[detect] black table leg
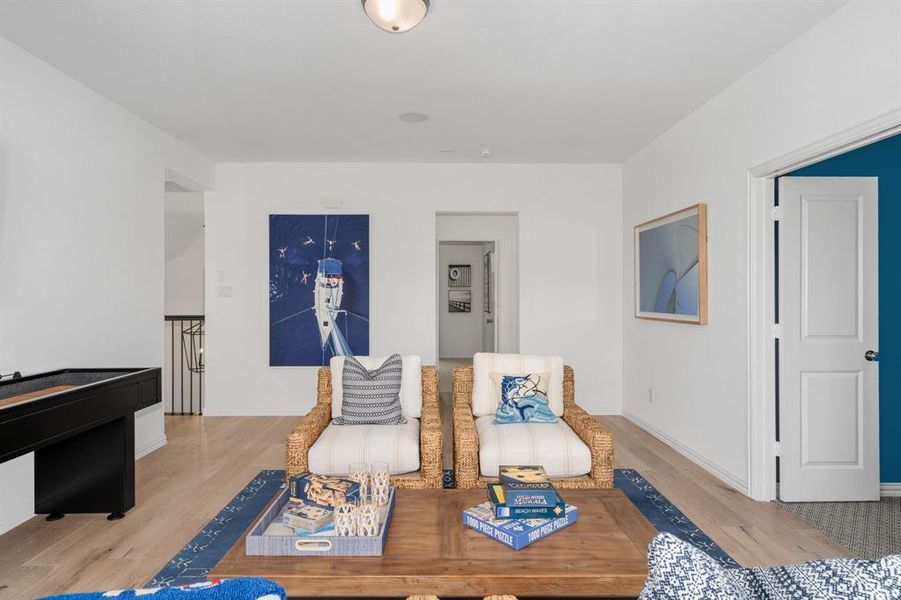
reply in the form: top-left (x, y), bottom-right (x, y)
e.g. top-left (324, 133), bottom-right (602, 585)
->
top-left (35, 416), bottom-right (135, 517)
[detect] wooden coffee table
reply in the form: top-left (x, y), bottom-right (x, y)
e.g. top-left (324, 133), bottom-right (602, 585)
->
top-left (211, 488), bottom-right (654, 598)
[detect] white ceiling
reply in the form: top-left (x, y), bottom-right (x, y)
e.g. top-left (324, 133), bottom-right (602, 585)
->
top-left (0, 0), bottom-right (846, 163)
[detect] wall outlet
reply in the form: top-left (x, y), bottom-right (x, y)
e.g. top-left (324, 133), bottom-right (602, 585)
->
top-left (217, 285), bottom-right (233, 298)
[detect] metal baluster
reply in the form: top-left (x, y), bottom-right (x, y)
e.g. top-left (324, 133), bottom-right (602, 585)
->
top-left (170, 320), bottom-right (175, 414)
top-left (178, 320), bottom-right (185, 415)
top-left (188, 319), bottom-right (194, 414)
top-left (199, 320), bottom-right (203, 415)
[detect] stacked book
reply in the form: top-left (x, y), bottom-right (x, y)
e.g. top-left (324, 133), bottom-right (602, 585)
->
top-left (462, 465), bottom-right (578, 550)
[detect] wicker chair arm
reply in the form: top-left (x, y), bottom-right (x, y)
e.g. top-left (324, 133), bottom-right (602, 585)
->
top-left (563, 403), bottom-right (614, 488)
top-left (453, 404), bottom-right (481, 489)
top-left (418, 366), bottom-right (443, 488)
top-left (285, 402), bottom-right (332, 480)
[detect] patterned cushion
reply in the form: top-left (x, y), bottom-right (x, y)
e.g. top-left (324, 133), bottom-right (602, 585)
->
top-left (640, 532), bottom-right (901, 600)
top-left (475, 416), bottom-right (590, 478)
top-left (492, 372), bottom-right (558, 424)
top-left (639, 533), bottom-right (747, 599)
top-left (37, 577), bottom-right (286, 599)
top-left (330, 354), bottom-right (423, 418)
top-left (309, 419), bottom-right (421, 476)
top-left (472, 353), bottom-right (565, 417)
top-left (332, 354), bottom-right (406, 425)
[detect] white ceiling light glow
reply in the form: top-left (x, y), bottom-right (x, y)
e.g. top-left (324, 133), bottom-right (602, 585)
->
top-left (362, 0), bottom-right (429, 33)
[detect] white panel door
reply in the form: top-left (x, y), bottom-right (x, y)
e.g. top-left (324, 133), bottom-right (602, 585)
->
top-left (779, 177), bottom-right (879, 502)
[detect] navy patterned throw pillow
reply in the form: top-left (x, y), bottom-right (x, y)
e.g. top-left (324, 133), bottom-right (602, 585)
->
top-left (332, 354), bottom-right (406, 426)
top-left (639, 533), bottom-right (746, 599)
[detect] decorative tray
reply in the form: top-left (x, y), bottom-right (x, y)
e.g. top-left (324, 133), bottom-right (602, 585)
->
top-left (245, 485), bottom-right (396, 557)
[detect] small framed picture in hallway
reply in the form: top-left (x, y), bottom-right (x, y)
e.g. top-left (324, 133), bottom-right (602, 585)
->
top-left (448, 289), bottom-right (472, 313)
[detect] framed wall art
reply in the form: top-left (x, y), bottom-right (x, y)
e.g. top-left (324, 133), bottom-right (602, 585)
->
top-left (448, 264), bottom-right (471, 288)
top-left (634, 204), bottom-right (707, 324)
top-left (269, 214), bottom-right (370, 366)
top-left (448, 289), bottom-right (472, 313)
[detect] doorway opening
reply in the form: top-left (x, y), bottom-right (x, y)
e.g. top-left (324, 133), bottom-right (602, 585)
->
top-left (163, 177), bottom-right (206, 415)
top-left (435, 213), bottom-right (519, 395)
top-left (747, 110), bottom-right (901, 501)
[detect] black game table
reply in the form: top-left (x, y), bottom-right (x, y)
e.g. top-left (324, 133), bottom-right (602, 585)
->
top-left (0, 368), bottom-right (161, 521)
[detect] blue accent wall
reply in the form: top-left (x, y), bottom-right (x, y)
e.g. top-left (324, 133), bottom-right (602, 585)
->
top-left (786, 133), bottom-right (901, 483)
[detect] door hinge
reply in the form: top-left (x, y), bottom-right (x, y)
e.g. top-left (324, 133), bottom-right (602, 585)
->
top-left (774, 441), bottom-right (782, 457)
top-left (772, 324), bottom-right (782, 339)
top-left (772, 206), bottom-right (782, 221)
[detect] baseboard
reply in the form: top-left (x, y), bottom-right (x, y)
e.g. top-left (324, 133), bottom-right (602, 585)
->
top-left (881, 483), bottom-right (901, 497)
top-left (583, 403), bottom-right (622, 416)
top-left (201, 407), bottom-right (307, 417)
top-left (135, 434), bottom-right (167, 460)
top-left (623, 410), bottom-right (749, 496)
top-left (0, 509), bottom-right (35, 536)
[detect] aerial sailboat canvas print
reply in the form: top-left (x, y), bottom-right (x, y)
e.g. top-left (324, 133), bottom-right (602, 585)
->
top-left (634, 204), bottom-right (707, 324)
top-left (269, 214), bottom-right (370, 366)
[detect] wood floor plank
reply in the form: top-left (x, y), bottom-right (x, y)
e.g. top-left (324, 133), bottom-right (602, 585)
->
top-left (0, 413), bottom-right (851, 598)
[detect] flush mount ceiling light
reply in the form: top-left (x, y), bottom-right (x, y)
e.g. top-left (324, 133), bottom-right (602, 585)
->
top-left (362, 0), bottom-right (430, 33)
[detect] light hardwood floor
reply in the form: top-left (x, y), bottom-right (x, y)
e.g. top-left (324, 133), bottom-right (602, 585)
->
top-left (0, 414), bottom-right (848, 598)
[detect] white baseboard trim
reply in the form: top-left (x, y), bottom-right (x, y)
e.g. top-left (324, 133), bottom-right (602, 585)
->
top-left (201, 408), bottom-right (307, 417)
top-left (623, 410), bottom-right (749, 496)
top-left (135, 434), bottom-right (167, 460)
top-left (0, 509), bottom-right (35, 536)
top-left (881, 483), bottom-right (901, 497)
top-left (583, 404), bottom-right (622, 416)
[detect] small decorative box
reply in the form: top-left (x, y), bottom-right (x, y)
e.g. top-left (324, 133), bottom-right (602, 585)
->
top-left (282, 499), bottom-right (334, 532)
top-left (289, 472), bottom-right (360, 508)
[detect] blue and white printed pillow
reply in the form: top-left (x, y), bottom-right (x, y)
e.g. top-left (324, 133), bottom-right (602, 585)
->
top-left (491, 372), bottom-right (558, 424)
top-left (640, 532), bottom-right (901, 600)
top-left (639, 533), bottom-right (746, 599)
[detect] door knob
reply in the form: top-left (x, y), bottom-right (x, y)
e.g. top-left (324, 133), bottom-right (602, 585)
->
top-left (865, 350), bottom-right (879, 362)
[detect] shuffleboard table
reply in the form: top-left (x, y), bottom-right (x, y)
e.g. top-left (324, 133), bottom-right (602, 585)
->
top-left (0, 368), bottom-right (161, 521)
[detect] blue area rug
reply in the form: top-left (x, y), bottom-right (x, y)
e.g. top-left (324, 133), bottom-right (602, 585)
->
top-left (148, 468), bottom-right (736, 588)
top-left (615, 468), bottom-right (738, 568)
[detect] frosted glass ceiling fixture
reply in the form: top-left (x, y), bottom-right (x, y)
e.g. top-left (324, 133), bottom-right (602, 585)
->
top-left (362, 0), bottom-right (430, 33)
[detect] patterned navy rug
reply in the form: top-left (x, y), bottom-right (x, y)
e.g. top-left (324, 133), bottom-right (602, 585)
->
top-left (147, 468), bottom-right (737, 588)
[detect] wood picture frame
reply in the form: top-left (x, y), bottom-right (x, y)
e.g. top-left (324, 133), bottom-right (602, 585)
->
top-left (634, 203), bottom-right (707, 325)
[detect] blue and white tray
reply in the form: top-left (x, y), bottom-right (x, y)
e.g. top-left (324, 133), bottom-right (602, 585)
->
top-left (245, 486), bottom-right (396, 557)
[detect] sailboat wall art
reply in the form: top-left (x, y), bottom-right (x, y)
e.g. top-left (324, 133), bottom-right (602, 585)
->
top-left (634, 204), bottom-right (707, 325)
top-left (269, 214), bottom-right (370, 366)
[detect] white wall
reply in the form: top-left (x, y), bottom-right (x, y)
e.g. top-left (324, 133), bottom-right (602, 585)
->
top-left (165, 192), bottom-right (205, 315)
top-left (622, 1), bottom-right (901, 493)
top-left (205, 163), bottom-right (622, 416)
top-left (0, 39), bottom-right (215, 534)
top-left (438, 243), bottom-right (487, 358)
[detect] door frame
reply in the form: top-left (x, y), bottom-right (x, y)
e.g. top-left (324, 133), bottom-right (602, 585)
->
top-left (746, 107), bottom-right (901, 501)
